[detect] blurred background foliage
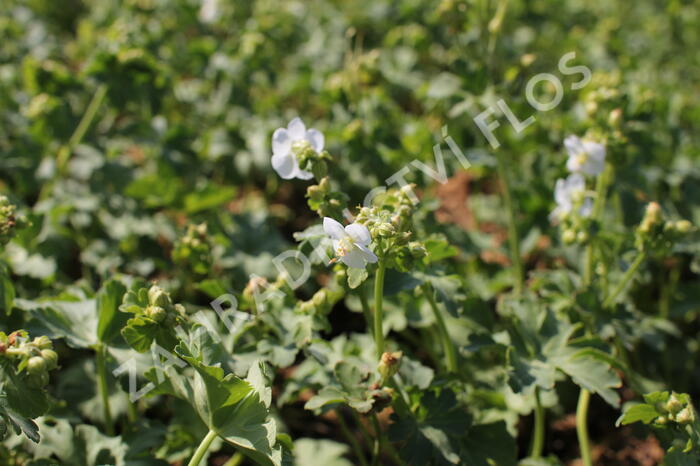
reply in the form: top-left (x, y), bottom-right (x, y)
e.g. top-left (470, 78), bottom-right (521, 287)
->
top-left (1, 0), bottom-right (699, 463)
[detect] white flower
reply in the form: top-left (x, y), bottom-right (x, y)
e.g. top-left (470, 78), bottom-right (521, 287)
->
top-left (564, 135), bottom-right (606, 176)
top-left (550, 173), bottom-right (592, 222)
top-left (271, 117), bottom-right (324, 180)
top-left (198, 0), bottom-right (220, 23)
top-left (323, 217), bottom-right (378, 269)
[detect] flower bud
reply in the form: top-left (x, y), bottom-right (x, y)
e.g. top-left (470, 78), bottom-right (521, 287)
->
top-left (40, 349), bottom-right (59, 370)
top-left (307, 185), bottom-right (324, 202)
top-left (676, 406), bottom-right (694, 424)
top-left (148, 285), bottom-right (171, 308)
top-left (562, 229), bottom-right (576, 244)
top-left (666, 394), bottom-right (683, 415)
top-left (375, 222), bottom-right (396, 237)
top-left (408, 241), bottom-right (426, 258)
top-left (378, 351), bottom-right (402, 382)
top-left (675, 220), bottom-right (692, 234)
top-left (608, 108), bottom-right (622, 127)
top-left (312, 290), bottom-right (327, 308)
top-left (146, 305), bottom-right (167, 323)
top-left (33, 335), bottom-right (52, 350)
top-left (27, 356), bottom-right (46, 375)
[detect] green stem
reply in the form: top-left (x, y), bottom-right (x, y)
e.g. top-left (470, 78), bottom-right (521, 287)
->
top-left (603, 251), bottom-right (646, 308)
top-left (495, 152), bottom-right (523, 295)
top-left (374, 260), bottom-right (387, 358)
top-left (337, 410), bottom-right (369, 466)
top-left (95, 344), bottom-right (114, 436)
top-left (422, 285), bottom-right (457, 373)
top-left (576, 389), bottom-right (593, 466)
top-left (370, 414), bottom-right (382, 466)
top-left (188, 429), bottom-right (218, 466)
top-left (359, 284), bottom-right (373, 335)
top-left (583, 244), bottom-right (594, 287)
top-left (222, 452), bottom-right (243, 466)
top-left (39, 83), bottom-right (108, 201)
top-left (529, 387), bottom-right (545, 458)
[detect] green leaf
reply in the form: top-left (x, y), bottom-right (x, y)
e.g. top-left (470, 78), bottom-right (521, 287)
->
top-left (0, 400), bottom-right (40, 443)
top-left (96, 279), bottom-right (127, 344)
top-left (347, 268), bottom-right (368, 289)
top-left (389, 388), bottom-right (471, 465)
top-left (0, 267), bottom-right (15, 315)
top-left (160, 342), bottom-right (286, 466)
top-left (616, 403), bottom-right (660, 426)
top-left (16, 298), bottom-right (98, 349)
top-left (293, 438), bottom-right (353, 466)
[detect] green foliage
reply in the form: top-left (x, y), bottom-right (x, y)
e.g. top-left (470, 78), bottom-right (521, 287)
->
top-left (1, 0), bottom-right (699, 464)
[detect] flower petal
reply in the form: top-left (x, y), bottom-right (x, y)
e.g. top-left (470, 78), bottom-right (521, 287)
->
top-left (287, 117), bottom-right (306, 140)
top-left (340, 248), bottom-right (367, 268)
top-left (345, 223), bottom-right (371, 246)
top-left (566, 173), bottom-right (585, 192)
top-left (272, 128), bottom-right (292, 157)
top-left (306, 129), bottom-right (325, 152)
top-left (356, 244), bottom-right (378, 263)
top-left (564, 135), bottom-right (583, 156)
top-left (323, 217), bottom-right (347, 240)
top-left (295, 168), bottom-right (314, 180)
top-left (580, 198), bottom-right (593, 217)
top-left (272, 152), bottom-right (297, 179)
top-left (582, 141), bottom-right (606, 175)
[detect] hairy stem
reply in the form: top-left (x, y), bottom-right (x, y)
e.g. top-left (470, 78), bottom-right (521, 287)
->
top-left (40, 84), bottom-right (108, 201)
top-left (576, 389), bottom-right (593, 466)
top-left (359, 284), bottom-right (373, 335)
top-left (529, 386), bottom-right (545, 458)
top-left (374, 260), bottom-right (387, 358)
top-left (188, 429), bottom-right (218, 466)
top-left (603, 251), bottom-right (646, 308)
top-left (495, 152), bottom-right (523, 295)
top-left (337, 410), bottom-right (369, 466)
top-left (222, 452), bottom-right (244, 466)
top-left (422, 284), bottom-right (457, 373)
top-left (95, 344), bottom-right (113, 436)
top-left (370, 414), bottom-right (382, 466)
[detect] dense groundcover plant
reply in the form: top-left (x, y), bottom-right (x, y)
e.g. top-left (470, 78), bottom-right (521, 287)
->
top-left (1, 0), bottom-right (700, 465)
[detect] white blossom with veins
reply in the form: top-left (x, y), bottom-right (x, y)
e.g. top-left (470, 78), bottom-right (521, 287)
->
top-left (550, 173), bottom-right (593, 222)
top-left (271, 117), bottom-right (324, 180)
top-left (323, 217), bottom-right (378, 269)
top-left (564, 135), bottom-right (606, 176)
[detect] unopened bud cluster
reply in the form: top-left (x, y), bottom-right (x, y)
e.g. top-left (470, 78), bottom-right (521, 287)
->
top-left (297, 286), bottom-right (344, 316)
top-left (0, 331), bottom-right (58, 388)
top-left (172, 223), bottom-right (212, 275)
top-left (0, 196), bottom-right (21, 246)
top-left (306, 177), bottom-right (349, 219)
top-left (294, 140), bottom-right (333, 180)
top-left (125, 285), bottom-right (186, 326)
top-left (654, 392), bottom-right (696, 426)
top-left (354, 187), bottom-right (427, 270)
top-left (635, 202), bottom-right (694, 253)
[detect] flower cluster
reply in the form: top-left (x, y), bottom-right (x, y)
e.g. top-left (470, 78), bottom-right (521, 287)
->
top-left (307, 177), bottom-right (349, 219)
top-left (0, 196), bottom-right (19, 246)
top-left (553, 135), bottom-right (606, 244)
top-left (121, 284), bottom-right (186, 327)
top-left (0, 331), bottom-right (58, 388)
top-left (634, 202), bottom-right (694, 254)
top-left (352, 186), bottom-right (427, 271)
top-left (172, 223), bottom-right (212, 275)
